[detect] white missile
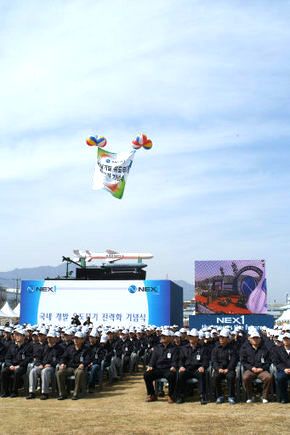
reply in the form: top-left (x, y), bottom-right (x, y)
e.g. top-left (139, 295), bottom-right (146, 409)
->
top-left (74, 249), bottom-right (153, 263)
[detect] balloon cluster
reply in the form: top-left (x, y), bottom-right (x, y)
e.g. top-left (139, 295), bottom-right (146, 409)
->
top-left (132, 133), bottom-right (153, 150)
top-left (86, 135), bottom-right (107, 148)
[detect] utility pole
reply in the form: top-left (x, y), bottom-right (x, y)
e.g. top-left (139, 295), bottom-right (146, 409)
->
top-left (15, 277), bottom-right (20, 304)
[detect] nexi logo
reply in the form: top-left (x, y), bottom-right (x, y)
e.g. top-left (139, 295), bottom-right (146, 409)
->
top-left (27, 286), bottom-right (56, 293)
top-left (128, 285), bottom-right (137, 294)
top-left (216, 315), bottom-right (245, 325)
top-left (128, 285), bottom-right (160, 294)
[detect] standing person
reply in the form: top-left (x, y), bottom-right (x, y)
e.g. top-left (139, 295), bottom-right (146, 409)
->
top-left (175, 329), bottom-right (209, 405)
top-left (211, 329), bottom-right (238, 404)
top-left (71, 315), bottom-right (81, 326)
top-left (1, 329), bottom-right (32, 397)
top-left (240, 329), bottom-right (272, 403)
top-left (143, 330), bottom-right (178, 403)
top-left (83, 316), bottom-right (92, 326)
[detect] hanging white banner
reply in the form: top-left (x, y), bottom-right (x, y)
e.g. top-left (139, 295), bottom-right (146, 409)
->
top-left (93, 147), bottom-right (136, 199)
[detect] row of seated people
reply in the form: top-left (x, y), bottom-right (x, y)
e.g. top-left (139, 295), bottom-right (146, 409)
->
top-left (0, 323), bottom-right (289, 403)
top-left (143, 326), bottom-right (290, 404)
top-left (0, 324), bottom-right (147, 400)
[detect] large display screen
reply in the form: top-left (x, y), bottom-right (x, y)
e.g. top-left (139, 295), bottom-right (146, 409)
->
top-left (20, 280), bottom-right (183, 327)
top-left (195, 260), bottom-right (267, 314)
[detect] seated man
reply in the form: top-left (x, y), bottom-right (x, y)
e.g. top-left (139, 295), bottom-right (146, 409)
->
top-left (120, 330), bottom-right (135, 374)
top-left (143, 330), bottom-right (178, 403)
top-left (274, 332), bottom-right (290, 403)
top-left (1, 328), bottom-right (32, 397)
top-left (175, 328), bottom-right (209, 405)
top-left (56, 331), bottom-right (92, 400)
top-left (88, 334), bottom-right (110, 393)
top-left (211, 328), bottom-right (238, 404)
top-left (26, 330), bottom-right (63, 400)
top-left (240, 329), bottom-right (272, 403)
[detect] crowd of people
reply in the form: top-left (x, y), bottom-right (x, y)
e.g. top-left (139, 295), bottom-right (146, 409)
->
top-left (0, 320), bottom-right (289, 404)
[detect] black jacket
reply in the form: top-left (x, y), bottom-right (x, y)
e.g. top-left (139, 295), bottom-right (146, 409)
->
top-left (0, 341), bottom-right (6, 363)
top-left (133, 337), bottom-right (147, 354)
top-left (149, 343), bottom-right (179, 370)
top-left (91, 344), bottom-right (108, 365)
top-left (5, 341), bottom-right (32, 368)
top-left (179, 343), bottom-right (209, 372)
top-left (38, 343), bottom-right (64, 367)
top-left (273, 345), bottom-right (290, 372)
top-left (121, 338), bottom-right (135, 357)
top-left (60, 344), bottom-right (92, 368)
top-left (240, 341), bottom-right (270, 372)
top-left (211, 342), bottom-right (238, 372)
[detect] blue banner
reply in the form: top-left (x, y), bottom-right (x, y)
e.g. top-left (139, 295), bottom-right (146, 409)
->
top-left (189, 314), bottom-right (274, 330)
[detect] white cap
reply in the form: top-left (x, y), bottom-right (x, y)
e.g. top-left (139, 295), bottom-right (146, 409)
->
top-left (63, 329), bottom-right (72, 335)
top-left (38, 328), bottom-right (47, 335)
top-left (161, 330), bottom-right (170, 337)
top-left (282, 332), bottom-right (290, 339)
top-left (14, 328), bottom-right (25, 336)
top-left (220, 329), bottom-right (230, 338)
top-left (189, 328), bottom-right (199, 337)
top-left (47, 331), bottom-right (57, 338)
top-left (90, 329), bottom-right (99, 338)
top-left (174, 331), bottom-right (182, 337)
top-left (249, 330), bottom-right (260, 338)
top-left (74, 331), bottom-right (85, 339)
top-left (100, 334), bottom-right (108, 343)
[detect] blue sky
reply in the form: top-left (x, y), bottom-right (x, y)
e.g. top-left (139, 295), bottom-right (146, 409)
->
top-left (0, 0), bottom-right (289, 302)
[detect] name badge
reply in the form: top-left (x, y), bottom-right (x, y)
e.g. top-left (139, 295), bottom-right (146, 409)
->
top-left (167, 352), bottom-right (171, 359)
top-left (125, 347), bottom-right (128, 352)
top-left (53, 356), bottom-right (56, 362)
top-left (148, 344), bottom-right (151, 348)
top-left (80, 356), bottom-right (84, 363)
top-left (22, 353), bottom-right (25, 360)
top-left (95, 352), bottom-right (98, 359)
top-left (261, 357), bottom-right (265, 363)
top-left (196, 354), bottom-right (201, 361)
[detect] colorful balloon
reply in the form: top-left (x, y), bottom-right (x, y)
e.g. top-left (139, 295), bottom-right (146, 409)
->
top-left (86, 135), bottom-right (107, 148)
top-left (132, 133), bottom-right (153, 150)
top-left (135, 133), bottom-right (147, 145)
top-left (95, 136), bottom-right (107, 148)
top-left (143, 140), bottom-right (152, 150)
top-left (86, 136), bottom-right (98, 146)
top-left (132, 141), bottom-right (143, 150)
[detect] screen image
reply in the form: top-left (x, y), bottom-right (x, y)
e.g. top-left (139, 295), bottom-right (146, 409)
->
top-left (195, 260), bottom-right (267, 314)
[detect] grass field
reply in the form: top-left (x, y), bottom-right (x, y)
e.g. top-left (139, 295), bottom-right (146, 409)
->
top-left (0, 372), bottom-right (289, 435)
